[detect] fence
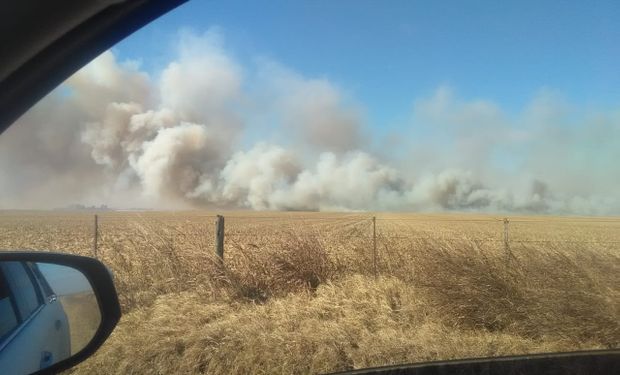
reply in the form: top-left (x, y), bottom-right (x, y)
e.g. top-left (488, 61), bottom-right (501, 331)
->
top-left (1, 212), bottom-right (618, 278)
top-left (74, 212), bottom-right (620, 278)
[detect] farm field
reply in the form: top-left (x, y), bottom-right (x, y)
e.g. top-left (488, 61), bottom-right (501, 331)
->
top-left (59, 292), bottom-right (101, 355)
top-left (0, 210), bottom-right (619, 374)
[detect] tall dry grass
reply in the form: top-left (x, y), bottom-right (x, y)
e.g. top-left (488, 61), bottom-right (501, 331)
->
top-left (68, 218), bottom-right (619, 374)
top-left (0, 212), bottom-right (617, 373)
top-left (75, 276), bottom-right (607, 375)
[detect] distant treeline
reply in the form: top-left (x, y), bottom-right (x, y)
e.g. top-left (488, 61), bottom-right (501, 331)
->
top-left (55, 204), bottom-right (112, 211)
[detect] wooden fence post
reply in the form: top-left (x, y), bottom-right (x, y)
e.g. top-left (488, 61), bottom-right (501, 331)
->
top-left (215, 215), bottom-right (225, 263)
top-left (93, 214), bottom-right (98, 258)
top-left (372, 216), bottom-right (377, 279)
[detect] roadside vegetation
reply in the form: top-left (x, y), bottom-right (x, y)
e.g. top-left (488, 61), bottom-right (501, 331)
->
top-left (0, 211), bottom-right (618, 374)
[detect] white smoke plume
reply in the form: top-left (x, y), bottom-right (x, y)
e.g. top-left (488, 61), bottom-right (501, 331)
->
top-left (1, 29), bottom-right (619, 215)
top-left (261, 63), bottom-right (366, 153)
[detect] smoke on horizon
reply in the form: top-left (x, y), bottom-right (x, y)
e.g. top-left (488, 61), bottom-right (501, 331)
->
top-left (1, 30), bottom-right (619, 215)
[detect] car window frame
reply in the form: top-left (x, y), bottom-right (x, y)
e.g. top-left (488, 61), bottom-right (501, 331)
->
top-left (29, 262), bottom-right (56, 300)
top-left (6, 262), bottom-right (44, 319)
top-left (0, 268), bottom-right (20, 342)
top-left (0, 262), bottom-right (46, 352)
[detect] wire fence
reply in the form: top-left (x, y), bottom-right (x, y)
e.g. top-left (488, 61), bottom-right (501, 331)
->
top-left (1, 212), bottom-right (619, 262)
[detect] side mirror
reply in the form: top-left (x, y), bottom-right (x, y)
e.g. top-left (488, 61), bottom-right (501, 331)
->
top-left (0, 252), bottom-right (121, 375)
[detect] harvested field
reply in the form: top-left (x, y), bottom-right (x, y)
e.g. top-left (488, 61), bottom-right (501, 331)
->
top-left (1, 210), bottom-right (618, 374)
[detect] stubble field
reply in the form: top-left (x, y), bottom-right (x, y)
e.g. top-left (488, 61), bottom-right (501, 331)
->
top-left (0, 210), bottom-right (618, 374)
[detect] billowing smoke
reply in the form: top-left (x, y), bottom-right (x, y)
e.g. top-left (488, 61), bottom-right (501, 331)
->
top-left (264, 63), bottom-right (366, 153)
top-left (1, 29), bottom-right (619, 214)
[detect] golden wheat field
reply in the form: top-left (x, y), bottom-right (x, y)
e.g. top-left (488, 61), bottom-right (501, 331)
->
top-left (0, 210), bottom-right (619, 374)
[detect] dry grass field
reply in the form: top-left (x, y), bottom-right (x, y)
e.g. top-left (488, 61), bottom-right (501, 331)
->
top-left (0, 210), bottom-right (618, 374)
top-left (60, 292), bottom-right (102, 355)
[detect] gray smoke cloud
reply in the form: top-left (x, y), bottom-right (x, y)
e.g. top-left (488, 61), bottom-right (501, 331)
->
top-left (261, 63), bottom-right (366, 153)
top-left (1, 29), bottom-right (619, 214)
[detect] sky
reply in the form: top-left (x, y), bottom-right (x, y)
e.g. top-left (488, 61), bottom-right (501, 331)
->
top-left (38, 263), bottom-right (93, 296)
top-left (115, 0), bottom-right (620, 124)
top-left (0, 0), bottom-right (619, 214)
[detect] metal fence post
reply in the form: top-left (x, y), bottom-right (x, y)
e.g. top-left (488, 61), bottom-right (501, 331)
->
top-left (373, 216), bottom-right (377, 279)
top-left (215, 215), bottom-right (225, 263)
top-left (503, 218), bottom-right (513, 262)
top-left (93, 214), bottom-right (98, 258)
